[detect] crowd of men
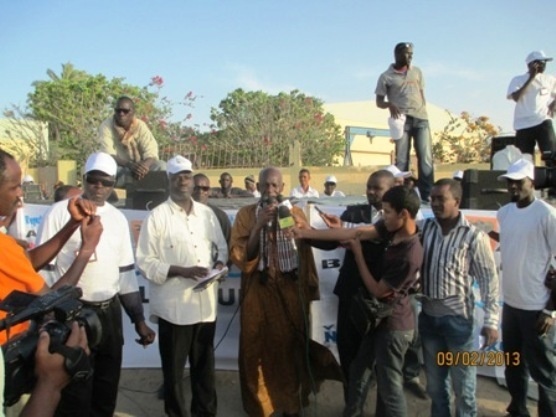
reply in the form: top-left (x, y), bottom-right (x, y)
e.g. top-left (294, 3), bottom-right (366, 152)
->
top-left (0, 40), bottom-right (555, 417)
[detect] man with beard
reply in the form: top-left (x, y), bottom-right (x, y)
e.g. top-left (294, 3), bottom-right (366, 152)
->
top-left (507, 51), bottom-right (556, 160)
top-left (97, 96), bottom-right (165, 187)
top-left (136, 155), bottom-right (227, 417)
top-left (230, 167), bottom-right (341, 417)
top-left (376, 42), bottom-right (434, 203)
top-left (37, 152), bottom-right (155, 417)
top-left (497, 158), bottom-right (556, 417)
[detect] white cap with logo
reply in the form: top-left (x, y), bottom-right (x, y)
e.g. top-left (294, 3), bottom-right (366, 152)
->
top-left (85, 152), bottom-right (117, 176)
top-left (497, 158), bottom-right (535, 181)
top-left (325, 175), bottom-right (337, 184)
top-left (167, 155), bottom-right (193, 175)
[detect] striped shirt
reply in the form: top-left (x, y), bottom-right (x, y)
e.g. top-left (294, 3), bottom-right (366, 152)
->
top-left (420, 213), bottom-right (499, 329)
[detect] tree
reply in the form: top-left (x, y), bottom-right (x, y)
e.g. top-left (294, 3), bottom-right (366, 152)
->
top-left (24, 64), bottom-right (197, 169)
top-left (432, 111), bottom-right (500, 163)
top-left (209, 89), bottom-right (344, 166)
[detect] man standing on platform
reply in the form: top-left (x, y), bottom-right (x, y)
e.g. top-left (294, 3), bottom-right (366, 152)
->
top-left (376, 42), bottom-right (434, 203)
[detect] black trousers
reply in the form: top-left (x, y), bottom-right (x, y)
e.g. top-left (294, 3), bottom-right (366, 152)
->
top-left (158, 318), bottom-right (217, 417)
top-left (337, 294), bottom-right (364, 403)
top-left (55, 297), bottom-right (124, 417)
top-left (516, 119), bottom-right (556, 157)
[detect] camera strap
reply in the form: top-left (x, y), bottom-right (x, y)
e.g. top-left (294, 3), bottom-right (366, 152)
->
top-left (50, 343), bottom-right (93, 382)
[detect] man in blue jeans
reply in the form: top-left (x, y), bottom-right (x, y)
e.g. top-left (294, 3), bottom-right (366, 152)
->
top-left (376, 42), bottom-right (434, 203)
top-left (419, 178), bottom-right (500, 417)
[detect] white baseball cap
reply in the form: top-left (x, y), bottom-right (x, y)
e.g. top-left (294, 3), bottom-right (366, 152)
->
top-left (167, 155), bottom-right (193, 175)
top-left (497, 158), bottom-right (535, 181)
top-left (525, 50), bottom-right (553, 65)
top-left (388, 114), bottom-right (406, 140)
top-left (85, 152), bottom-right (117, 176)
top-left (22, 174), bottom-right (34, 183)
top-left (383, 164), bottom-right (411, 178)
top-left (325, 175), bottom-right (337, 184)
top-left (453, 170), bottom-right (464, 180)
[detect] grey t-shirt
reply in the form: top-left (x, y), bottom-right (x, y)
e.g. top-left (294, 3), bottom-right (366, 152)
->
top-left (375, 64), bottom-right (428, 120)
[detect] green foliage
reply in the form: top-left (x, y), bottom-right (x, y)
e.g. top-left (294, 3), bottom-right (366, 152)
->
top-left (209, 89), bottom-right (344, 166)
top-left (433, 111), bottom-right (500, 163)
top-left (25, 63), bottom-right (196, 169)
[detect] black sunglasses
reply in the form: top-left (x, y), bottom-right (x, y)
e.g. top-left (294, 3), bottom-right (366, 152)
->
top-left (194, 186), bottom-right (211, 192)
top-left (85, 175), bottom-right (115, 187)
top-left (114, 108), bottom-right (131, 114)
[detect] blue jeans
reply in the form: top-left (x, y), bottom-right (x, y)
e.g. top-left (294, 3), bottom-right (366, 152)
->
top-left (395, 116), bottom-right (434, 202)
top-left (502, 303), bottom-right (556, 417)
top-left (419, 312), bottom-right (476, 417)
top-left (343, 327), bottom-right (413, 417)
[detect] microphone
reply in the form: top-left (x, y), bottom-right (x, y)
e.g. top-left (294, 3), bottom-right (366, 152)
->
top-left (277, 205), bottom-right (297, 251)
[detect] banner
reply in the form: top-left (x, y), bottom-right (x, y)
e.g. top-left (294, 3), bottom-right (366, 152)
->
top-left (11, 202), bottom-right (553, 384)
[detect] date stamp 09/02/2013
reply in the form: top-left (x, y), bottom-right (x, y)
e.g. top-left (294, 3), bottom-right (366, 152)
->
top-left (436, 350), bottom-right (521, 367)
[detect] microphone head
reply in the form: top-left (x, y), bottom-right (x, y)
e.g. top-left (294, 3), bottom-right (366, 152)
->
top-left (276, 194), bottom-right (284, 204)
top-left (277, 205), bottom-right (291, 218)
top-left (277, 205), bottom-right (295, 229)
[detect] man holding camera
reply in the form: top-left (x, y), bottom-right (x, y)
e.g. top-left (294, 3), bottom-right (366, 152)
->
top-left (0, 148), bottom-right (102, 417)
top-left (507, 50), bottom-right (556, 159)
top-left (36, 152), bottom-right (155, 417)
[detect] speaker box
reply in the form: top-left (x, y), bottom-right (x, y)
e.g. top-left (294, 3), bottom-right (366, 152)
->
top-left (490, 135), bottom-right (517, 169)
top-left (126, 171), bottom-right (169, 210)
top-left (461, 169), bottom-right (510, 210)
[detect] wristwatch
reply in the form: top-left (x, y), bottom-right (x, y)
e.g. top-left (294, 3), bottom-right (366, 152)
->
top-left (542, 309), bottom-right (556, 319)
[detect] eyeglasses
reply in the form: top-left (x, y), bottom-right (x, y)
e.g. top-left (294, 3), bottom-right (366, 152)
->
top-left (85, 175), bottom-right (116, 188)
top-left (194, 186), bottom-right (211, 192)
top-left (114, 108), bottom-right (131, 114)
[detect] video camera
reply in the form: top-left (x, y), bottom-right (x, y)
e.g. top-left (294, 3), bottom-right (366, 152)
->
top-left (0, 285), bottom-right (102, 406)
top-left (535, 151), bottom-right (556, 190)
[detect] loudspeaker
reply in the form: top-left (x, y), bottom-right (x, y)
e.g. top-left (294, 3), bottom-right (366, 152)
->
top-left (461, 169), bottom-right (510, 210)
top-left (126, 171), bottom-right (169, 210)
top-left (131, 190), bottom-right (168, 210)
top-left (490, 135), bottom-right (517, 169)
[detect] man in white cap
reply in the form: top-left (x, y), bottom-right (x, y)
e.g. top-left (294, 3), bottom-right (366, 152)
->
top-left (507, 51), bottom-right (556, 161)
top-left (37, 151), bottom-right (156, 417)
top-left (136, 155), bottom-right (228, 417)
top-left (496, 158), bottom-right (556, 417)
top-left (323, 175), bottom-right (345, 197)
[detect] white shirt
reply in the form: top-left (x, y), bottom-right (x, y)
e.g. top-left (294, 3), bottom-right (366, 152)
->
top-left (135, 198), bottom-right (228, 325)
top-left (507, 72), bottom-right (556, 130)
top-left (324, 190), bottom-right (346, 197)
top-left (498, 198), bottom-right (556, 310)
top-left (290, 186), bottom-right (320, 198)
top-left (36, 200), bottom-right (138, 302)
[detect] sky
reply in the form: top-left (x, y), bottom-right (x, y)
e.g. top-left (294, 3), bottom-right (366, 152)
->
top-left (1, 0), bottom-right (555, 133)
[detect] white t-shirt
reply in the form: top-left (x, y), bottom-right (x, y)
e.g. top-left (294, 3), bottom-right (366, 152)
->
top-left (36, 200), bottom-right (138, 302)
top-left (290, 186), bottom-right (320, 198)
top-left (498, 198), bottom-right (556, 310)
top-left (507, 72), bottom-right (556, 130)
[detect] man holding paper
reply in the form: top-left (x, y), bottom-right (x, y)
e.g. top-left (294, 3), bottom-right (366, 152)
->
top-left (136, 155), bottom-right (228, 417)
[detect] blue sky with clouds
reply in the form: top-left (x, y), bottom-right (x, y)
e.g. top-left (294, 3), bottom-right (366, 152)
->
top-left (1, 0), bottom-right (555, 132)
